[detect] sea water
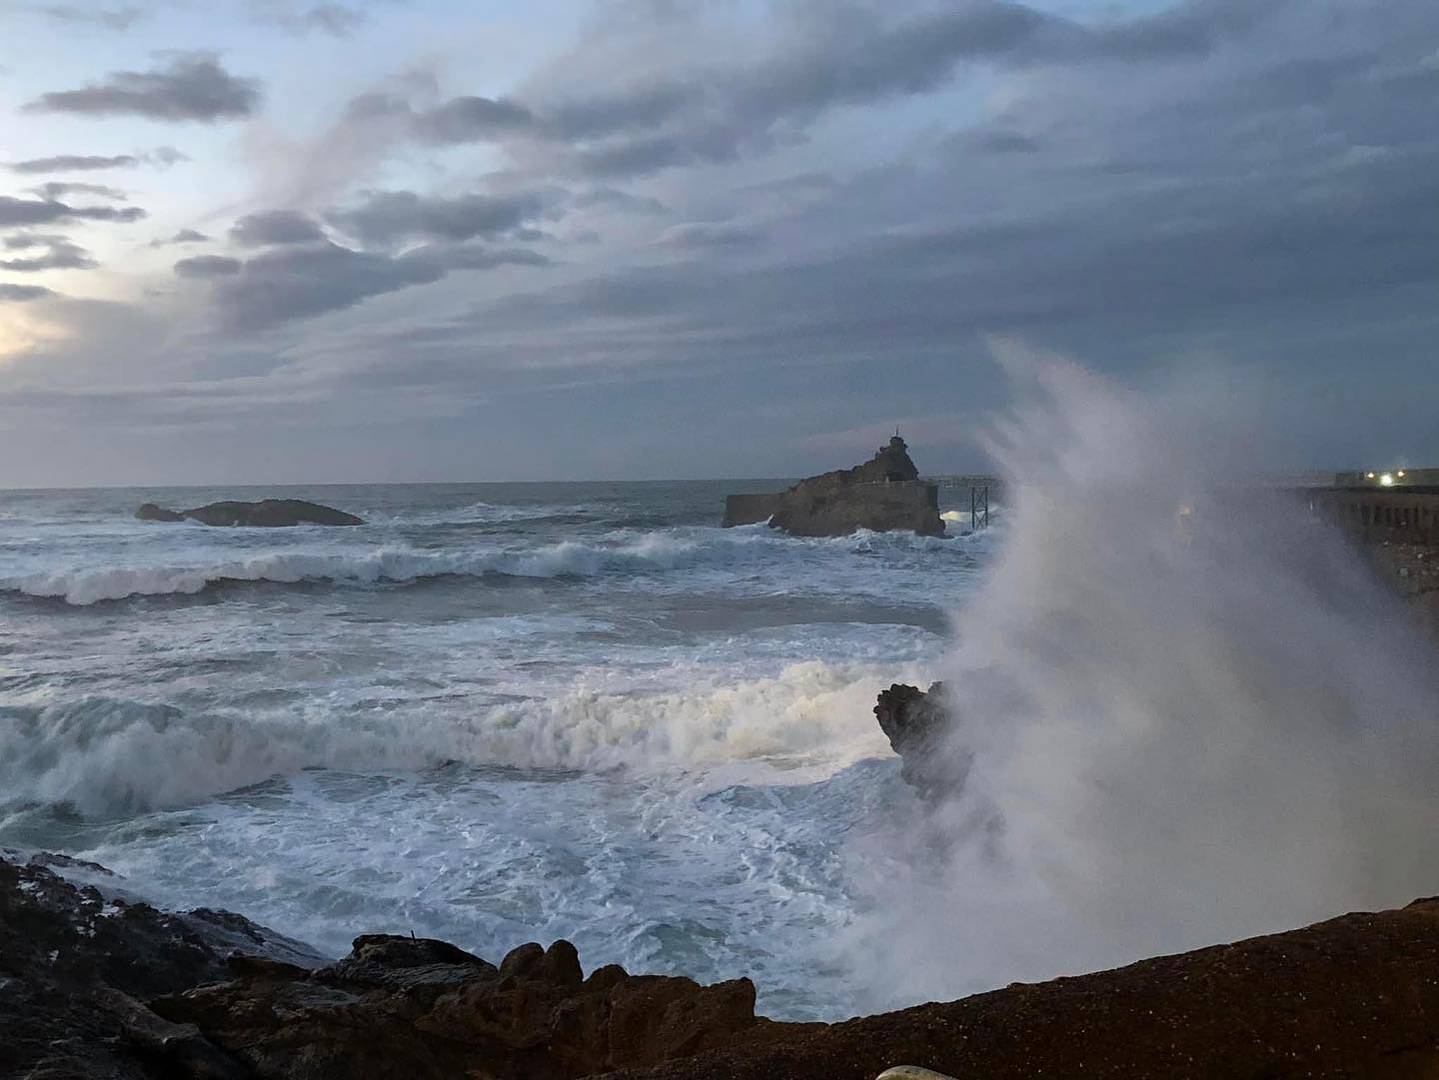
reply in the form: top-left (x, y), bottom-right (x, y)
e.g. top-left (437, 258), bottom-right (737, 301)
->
top-left (0, 480), bottom-right (991, 1019)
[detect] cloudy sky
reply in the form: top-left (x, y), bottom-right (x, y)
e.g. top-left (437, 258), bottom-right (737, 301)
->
top-left (0, 0), bottom-right (1436, 486)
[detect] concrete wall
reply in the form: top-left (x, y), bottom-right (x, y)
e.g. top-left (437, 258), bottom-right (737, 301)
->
top-left (722, 492), bottom-right (784, 527)
top-left (1310, 487), bottom-right (1439, 545)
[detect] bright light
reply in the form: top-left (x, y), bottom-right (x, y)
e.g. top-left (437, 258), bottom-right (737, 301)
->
top-left (1381, 473), bottom-right (1395, 486)
top-left (1398, 470), bottom-right (1406, 478)
top-left (1367, 472), bottom-right (1376, 479)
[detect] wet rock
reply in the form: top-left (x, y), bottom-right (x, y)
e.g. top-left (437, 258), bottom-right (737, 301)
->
top-left (874, 682), bottom-right (967, 798)
top-left (155, 934), bottom-right (766, 1079)
top-left (135, 499), bottom-right (364, 527)
top-left (0, 851), bottom-right (323, 1080)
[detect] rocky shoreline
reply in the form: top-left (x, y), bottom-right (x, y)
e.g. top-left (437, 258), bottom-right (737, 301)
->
top-left (8, 842), bottom-right (1439, 1079)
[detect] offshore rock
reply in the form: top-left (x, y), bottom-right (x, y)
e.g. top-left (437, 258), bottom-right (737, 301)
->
top-left (136, 498), bottom-right (364, 527)
top-left (874, 682), bottom-right (966, 799)
top-left (723, 435), bottom-right (943, 537)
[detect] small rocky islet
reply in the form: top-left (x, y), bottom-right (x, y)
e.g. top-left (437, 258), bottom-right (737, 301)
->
top-left (136, 499), bottom-right (364, 527)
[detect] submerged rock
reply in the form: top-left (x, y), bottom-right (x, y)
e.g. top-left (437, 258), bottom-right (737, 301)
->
top-left (874, 682), bottom-right (966, 799)
top-left (135, 498), bottom-right (364, 527)
top-left (724, 435), bottom-right (943, 537)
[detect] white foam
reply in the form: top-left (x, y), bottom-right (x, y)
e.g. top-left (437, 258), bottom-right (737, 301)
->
top-left (0, 660), bottom-right (912, 816)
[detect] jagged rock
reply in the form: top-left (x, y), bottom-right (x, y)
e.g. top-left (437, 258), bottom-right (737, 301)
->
top-left (154, 935), bottom-right (773, 1079)
top-left (874, 682), bottom-right (966, 799)
top-left (0, 851), bottom-right (323, 1080)
top-left (135, 499), bottom-right (364, 527)
top-left (724, 435), bottom-right (944, 537)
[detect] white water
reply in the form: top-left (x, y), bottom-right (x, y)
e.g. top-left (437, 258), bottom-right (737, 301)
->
top-left (0, 479), bottom-right (984, 1018)
top-left (845, 347), bottom-right (1439, 1012)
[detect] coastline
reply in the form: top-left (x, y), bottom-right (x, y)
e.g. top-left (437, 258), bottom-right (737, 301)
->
top-left (6, 847), bottom-right (1439, 1079)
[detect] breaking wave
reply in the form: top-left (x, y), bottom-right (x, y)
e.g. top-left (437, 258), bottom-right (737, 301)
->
top-left (0, 660), bottom-right (908, 816)
top-left (1, 527), bottom-right (967, 605)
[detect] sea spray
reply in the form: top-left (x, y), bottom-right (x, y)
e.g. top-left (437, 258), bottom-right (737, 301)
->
top-left (844, 346), bottom-right (1439, 1012)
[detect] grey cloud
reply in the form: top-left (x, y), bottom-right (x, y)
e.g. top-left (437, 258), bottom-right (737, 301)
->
top-left (655, 221), bottom-right (765, 248)
top-left (0, 196), bottom-right (146, 227)
top-left (328, 190), bottom-right (546, 247)
top-left (573, 187), bottom-right (667, 214)
top-left (8, 154), bottom-right (137, 173)
top-left (32, 181), bottom-right (128, 201)
top-left (0, 283), bottom-right (54, 302)
top-left (230, 210), bottom-right (327, 247)
top-left (175, 255), bottom-right (243, 279)
top-left (27, 53), bottom-right (260, 122)
top-left (151, 228), bottom-right (210, 247)
top-left (249, 1), bottom-right (367, 36)
top-left (0, 236), bottom-right (96, 272)
top-left (3, 233), bottom-right (67, 250)
top-left (35, 4), bottom-right (142, 29)
top-left (412, 95), bottom-right (535, 142)
top-left (199, 241), bottom-right (549, 330)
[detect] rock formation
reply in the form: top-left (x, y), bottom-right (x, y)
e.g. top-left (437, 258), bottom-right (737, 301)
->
top-left (136, 499), bottom-right (364, 527)
top-left (873, 682), bottom-right (964, 799)
top-left (0, 850), bottom-right (322, 1080)
top-left (7, 849), bottom-right (1439, 1078)
top-left (11, 848), bottom-right (1439, 1079)
top-left (723, 435), bottom-right (943, 537)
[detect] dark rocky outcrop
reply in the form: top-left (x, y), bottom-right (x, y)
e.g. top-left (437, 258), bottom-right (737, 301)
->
top-left (0, 850), bottom-right (322, 1080)
top-left (607, 898), bottom-right (1439, 1080)
top-left (154, 937), bottom-right (775, 1080)
top-left (723, 436), bottom-right (943, 537)
top-left (135, 499), bottom-right (364, 527)
top-left (9, 848), bottom-right (1439, 1079)
top-left (874, 682), bottom-right (965, 799)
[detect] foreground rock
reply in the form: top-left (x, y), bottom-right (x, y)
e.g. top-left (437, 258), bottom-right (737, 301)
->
top-left (606, 898), bottom-right (1439, 1079)
top-left (155, 936), bottom-right (777, 1079)
top-left (136, 499), bottom-right (364, 527)
top-left (11, 848), bottom-right (1439, 1079)
top-left (723, 435), bottom-right (943, 537)
top-left (874, 682), bottom-right (962, 799)
top-left (0, 850), bottom-right (323, 1080)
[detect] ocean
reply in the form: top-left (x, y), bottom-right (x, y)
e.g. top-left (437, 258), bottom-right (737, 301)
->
top-left (0, 481), bottom-right (992, 1020)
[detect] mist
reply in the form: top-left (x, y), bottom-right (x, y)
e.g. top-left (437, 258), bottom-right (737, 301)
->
top-left (845, 345), bottom-right (1439, 1012)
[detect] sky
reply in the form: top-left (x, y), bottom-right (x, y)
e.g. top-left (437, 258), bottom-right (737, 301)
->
top-left (0, 0), bottom-right (1436, 486)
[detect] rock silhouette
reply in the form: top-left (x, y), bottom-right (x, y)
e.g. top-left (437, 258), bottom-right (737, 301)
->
top-left (136, 499), bottom-right (364, 526)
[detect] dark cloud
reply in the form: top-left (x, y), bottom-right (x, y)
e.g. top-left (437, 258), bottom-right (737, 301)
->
top-left (572, 187), bottom-right (667, 214)
top-left (654, 221), bottom-right (765, 248)
top-left (201, 241), bottom-right (549, 330)
top-left (151, 228), bottom-right (211, 247)
top-left (27, 53), bottom-right (260, 122)
top-left (412, 95), bottom-right (535, 142)
top-left (328, 190), bottom-right (546, 247)
top-left (249, 1), bottom-right (367, 36)
top-left (8, 154), bottom-right (138, 174)
top-left (31, 181), bottom-right (128, 201)
top-left (0, 196), bottom-right (146, 227)
top-left (0, 236), bottom-right (96, 272)
top-left (175, 255), bottom-right (243, 279)
top-left (0, 283), bottom-right (54, 302)
top-left (34, 4), bottom-right (142, 30)
top-left (230, 209), bottom-right (327, 247)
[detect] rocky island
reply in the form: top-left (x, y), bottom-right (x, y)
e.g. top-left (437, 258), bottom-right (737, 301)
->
top-left (723, 435), bottom-right (943, 537)
top-left (136, 499), bottom-right (365, 527)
